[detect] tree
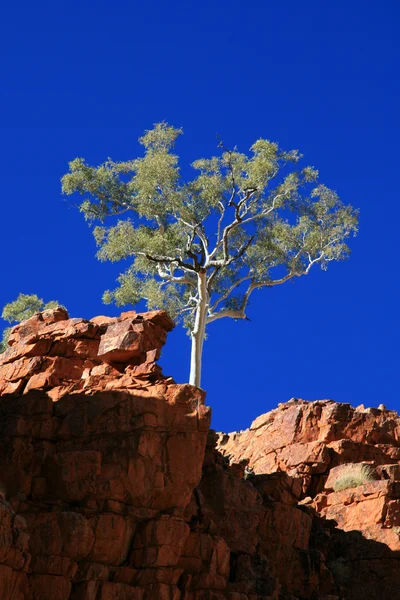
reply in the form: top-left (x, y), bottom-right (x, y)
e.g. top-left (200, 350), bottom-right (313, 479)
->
top-left (62, 123), bottom-right (358, 388)
top-left (0, 294), bottom-right (63, 353)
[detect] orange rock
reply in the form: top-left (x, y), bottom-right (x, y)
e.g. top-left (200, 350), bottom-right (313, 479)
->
top-left (90, 315), bottom-right (117, 327)
top-left (316, 481), bottom-right (391, 531)
top-left (24, 370), bottom-right (60, 392)
top-left (0, 356), bottom-right (43, 382)
top-left (3, 311), bottom-right (400, 599)
top-left (131, 518), bottom-right (189, 568)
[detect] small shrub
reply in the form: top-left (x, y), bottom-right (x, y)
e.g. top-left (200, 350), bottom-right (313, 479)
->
top-left (333, 463), bottom-right (376, 492)
top-left (0, 327), bottom-right (11, 353)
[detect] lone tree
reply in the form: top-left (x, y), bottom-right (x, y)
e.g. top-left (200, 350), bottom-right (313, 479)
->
top-left (62, 123), bottom-right (358, 387)
top-left (0, 294), bottom-right (63, 352)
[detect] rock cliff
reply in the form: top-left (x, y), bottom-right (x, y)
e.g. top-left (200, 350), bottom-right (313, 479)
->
top-left (0, 309), bottom-right (399, 600)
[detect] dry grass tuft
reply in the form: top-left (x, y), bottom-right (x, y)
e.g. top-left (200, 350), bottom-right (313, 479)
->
top-left (333, 463), bottom-right (376, 492)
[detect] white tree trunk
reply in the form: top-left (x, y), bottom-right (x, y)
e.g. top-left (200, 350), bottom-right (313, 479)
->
top-left (189, 271), bottom-right (208, 388)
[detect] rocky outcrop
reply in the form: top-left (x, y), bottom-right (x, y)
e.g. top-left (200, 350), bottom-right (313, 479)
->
top-left (217, 398), bottom-right (400, 494)
top-left (1, 313), bottom-right (400, 599)
top-left (217, 399), bottom-right (400, 599)
top-left (0, 309), bottom-right (210, 600)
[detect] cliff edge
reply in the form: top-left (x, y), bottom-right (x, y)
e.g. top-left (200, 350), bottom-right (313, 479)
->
top-left (0, 309), bottom-right (399, 600)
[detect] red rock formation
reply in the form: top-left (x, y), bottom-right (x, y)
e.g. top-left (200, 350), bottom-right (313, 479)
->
top-left (217, 399), bottom-right (400, 599)
top-left (1, 314), bottom-right (400, 599)
top-left (0, 309), bottom-right (210, 600)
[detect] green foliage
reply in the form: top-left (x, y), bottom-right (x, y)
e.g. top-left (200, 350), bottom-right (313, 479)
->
top-left (0, 328), bottom-right (12, 353)
top-left (62, 122), bottom-right (359, 332)
top-left (1, 293), bottom-right (63, 324)
top-left (333, 464), bottom-right (376, 492)
top-left (0, 293), bottom-right (64, 353)
top-left (2, 293), bottom-right (44, 323)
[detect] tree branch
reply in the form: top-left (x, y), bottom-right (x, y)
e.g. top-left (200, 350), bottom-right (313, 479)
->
top-left (210, 274), bottom-right (254, 312)
top-left (208, 235), bottom-right (254, 268)
top-left (156, 265), bottom-right (197, 287)
top-left (304, 252), bottom-right (325, 273)
top-left (206, 271), bottom-right (299, 323)
top-left (206, 265), bottom-right (221, 293)
top-left (208, 202), bottom-right (227, 263)
top-left (137, 252), bottom-right (198, 273)
top-left (237, 191), bottom-right (286, 227)
top-left (209, 188), bottom-right (262, 266)
top-left (178, 217), bottom-right (209, 268)
top-left (206, 309), bottom-right (249, 323)
top-left (186, 231), bottom-right (199, 269)
top-left (196, 226), bottom-right (209, 266)
top-left (236, 187), bottom-right (259, 220)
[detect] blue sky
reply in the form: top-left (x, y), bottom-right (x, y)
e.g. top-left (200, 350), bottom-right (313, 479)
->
top-left (1, 0), bottom-right (399, 432)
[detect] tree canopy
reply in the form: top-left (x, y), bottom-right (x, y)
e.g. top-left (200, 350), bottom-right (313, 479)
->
top-left (62, 123), bottom-right (358, 386)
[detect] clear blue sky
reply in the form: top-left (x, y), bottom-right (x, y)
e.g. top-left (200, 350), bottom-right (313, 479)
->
top-left (1, 0), bottom-right (399, 432)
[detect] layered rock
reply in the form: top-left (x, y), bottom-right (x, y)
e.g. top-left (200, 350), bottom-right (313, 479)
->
top-left (0, 309), bottom-right (210, 600)
top-left (1, 313), bottom-right (400, 600)
top-left (217, 399), bottom-right (400, 599)
top-left (217, 398), bottom-right (400, 494)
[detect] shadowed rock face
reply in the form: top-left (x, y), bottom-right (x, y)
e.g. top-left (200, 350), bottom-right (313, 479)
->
top-left (1, 312), bottom-right (400, 599)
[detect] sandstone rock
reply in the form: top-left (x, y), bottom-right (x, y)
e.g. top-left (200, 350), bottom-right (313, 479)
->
top-left (2, 311), bottom-right (400, 599)
top-left (97, 312), bottom-right (174, 364)
top-left (0, 309), bottom-right (212, 600)
top-left (89, 515), bottom-right (135, 565)
top-left (215, 399), bottom-right (400, 598)
top-left (217, 399), bottom-right (400, 497)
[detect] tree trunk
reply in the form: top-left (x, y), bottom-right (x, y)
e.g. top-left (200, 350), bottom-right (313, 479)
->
top-left (189, 271), bottom-right (208, 388)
